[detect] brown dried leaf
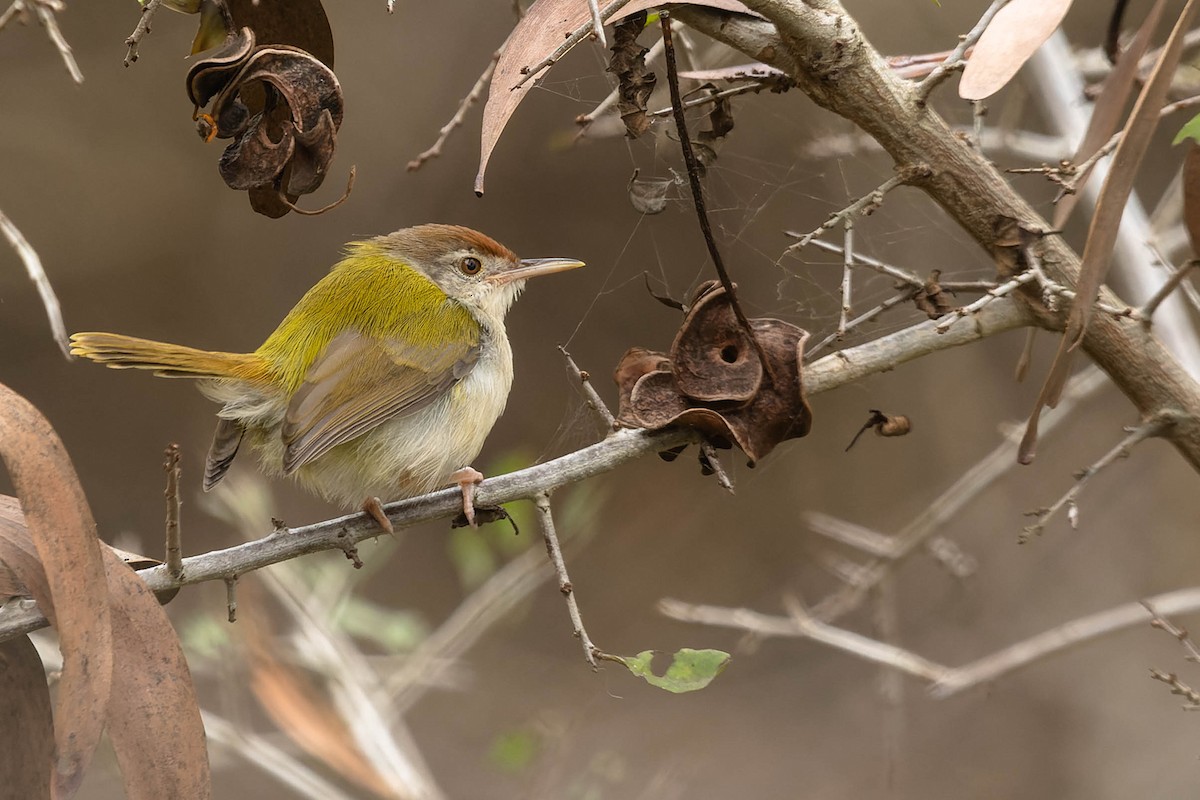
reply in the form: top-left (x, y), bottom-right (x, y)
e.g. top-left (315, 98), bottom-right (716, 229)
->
top-left (696, 86), bottom-right (735, 144)
top-left (615, 285), bottom-right (812, 463)
top-left (912, 269), bottom-right (954, 318)
top-left (959, 0), bottom-right (1074, 100)
top-left (477, 0), bottom-right (757, 195)
top-left (609, 12), bottom-right (658, 138)
top-left (0, 635), bottom-right (54, 800)
top-left (1025, 0), bottom-right (1200, 462)
top-left (609, 0), bottom-right (755, 24)
top-left (0, 385), bottom-right (112, 799)
top-left (225, 0), bottom-right (334, 67)
top-left (1183, 143), bottom-right (1200, 253)
top-left (103, 546), bottom-right (211, 800)
top-left (1053, 0), bottom-right (1169, 229)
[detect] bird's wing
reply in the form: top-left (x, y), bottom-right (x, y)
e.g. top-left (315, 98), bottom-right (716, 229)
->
top-left (280, 329), bottom-right (480, 474)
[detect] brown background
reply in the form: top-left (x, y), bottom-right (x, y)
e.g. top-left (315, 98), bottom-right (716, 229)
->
top-left (3, 1), bottom-right (1200, 797)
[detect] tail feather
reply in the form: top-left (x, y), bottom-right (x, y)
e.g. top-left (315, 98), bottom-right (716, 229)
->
top-left (70, 332), bottom-right (267, 381)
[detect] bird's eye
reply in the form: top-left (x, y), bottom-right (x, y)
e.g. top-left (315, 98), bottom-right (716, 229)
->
top-left (460, 256), bottom-right (483, 275)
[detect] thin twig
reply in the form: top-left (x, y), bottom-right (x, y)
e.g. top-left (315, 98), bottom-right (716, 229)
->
top-left (915, 0), bottom-right (1010, 103)
top-left (783, 167), bottom-right (929, 256)
top-left (586, 0), bottom-right (607, 48)
top-left (660, 12), bottom-right (770, 377)
top-left (837, 219), bottom-right (854, 339)
top-left (661, 586), bottom-right (1200, 698)
top-left (559, 345), bottom-right (617, 432)
top-left (0, 208), bottom-right (72, 359)
top-left (0, 297), bottom-right (1032, 643)
top-left (806, 289), bottom-right (919, 358)
top-left (224, 576), bottom-right (237, 623)
top-left (1144, 600), bottom-right (1200, 662)
top-left (164, 443), bottom-right (184, 581)
top-left (513, 0), bottom-right (630, 89)
top-left (123, 0), bottom-right (162, 67)
top-left (577, 37), bottom-right (666, 131)
top-left (647, 81), bottom-right (768, 117)
top-left (33, 0), bottom-right (81, 82)
top-left (809, 366), bottom-right (1108, 623)
top-left (804, 239), bottom-right (923, 286)
top-left (534, 492), bottom-right (598, 668)
top-left (699, 442), bottom-right (734, 493)
top-left (935, 271), bottom-right (1038, 333)
top-left (408, 46), bottom-right (503, 171)
top-left (1142, 259), bottom-right (1199, 323)
top-left (1022, 410), bottom-right (1182, 540)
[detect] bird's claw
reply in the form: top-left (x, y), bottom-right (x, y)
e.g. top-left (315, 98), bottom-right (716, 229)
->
top-left (449, 466), bottom-right (485, 527)
top-left (362, 496), bottom-right (393, 535)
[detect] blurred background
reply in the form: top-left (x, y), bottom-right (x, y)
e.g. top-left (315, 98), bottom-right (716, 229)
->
top-left (4, 1), bottom-right (1200, 797)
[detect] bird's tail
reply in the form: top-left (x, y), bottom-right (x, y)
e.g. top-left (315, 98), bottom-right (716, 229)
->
top-left (70, 332), bottom-right (267, 381)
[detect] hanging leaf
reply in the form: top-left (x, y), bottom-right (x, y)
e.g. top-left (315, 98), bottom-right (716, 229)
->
top-left (0, 636), bottom-right (54, 800)
top-left (608, 12), bottom-right (658, 138)
top-left (628, 171), bottom-right (672, 214)
top-left (617, 648), bottom-right (731, 693)
top-left (959, 0), bottom-right (1074, 100)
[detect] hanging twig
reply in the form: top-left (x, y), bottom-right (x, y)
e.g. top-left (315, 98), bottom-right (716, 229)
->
top-left (408, 46), bottom-right (503, 171)
top-left (534, 492), bottom-right (600, 668)
top-left (164, 443), bottom-right (184, 581)
top-left (559, 346), bottom-right (618, 432)
top-left (123, 0), bottom-right (162, 67)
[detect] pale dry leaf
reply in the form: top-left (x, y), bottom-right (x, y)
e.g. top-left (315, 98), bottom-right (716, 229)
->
top-left (103, 544), bottom-right (211, 800)
top-left (1022, 0), bottom-right (1200, 464)
top-left (0, 385), bottom-right (113, 799)
top-left (476, 0), bottom-right (755, 194)
top-left (0, 635), bottom-right (54, 800)
top-left (1183, 142), bottom-right (1200, 253)
top-left (1053, 0), bottom-right (1169, 229)
top-left (608, 0), bottom-right (754, 24)
top-left (959, 0), bottom-right (1074, 100)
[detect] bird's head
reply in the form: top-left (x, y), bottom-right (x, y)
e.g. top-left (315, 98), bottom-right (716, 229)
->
top-left (377, 224), bottom-right (584, 325)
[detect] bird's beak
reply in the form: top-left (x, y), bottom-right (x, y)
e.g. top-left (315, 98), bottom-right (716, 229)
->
top-left (488, 257), bottom-right (585, 286)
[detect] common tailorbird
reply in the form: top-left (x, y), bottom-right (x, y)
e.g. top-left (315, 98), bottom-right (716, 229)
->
top-left (70, 224), bottom-right (584, 529)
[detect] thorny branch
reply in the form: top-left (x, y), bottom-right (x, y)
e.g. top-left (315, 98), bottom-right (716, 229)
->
top-left (408, 46), bottom-right (503, 171)
top-left (0, 297), bottom-right (1031, 643)
top-left (123, 0), bottom-right (162, 67)
top-left (783, 167), bottom-right (930, 256)
top-left (914, 0), bottom-right (1010, 103)
top-left (660, 586), bottom-right (1200, 698)
top-left (1021, 409), bottom-right (1182, 541)
top-left (535, 492), bottom-right (600, 668)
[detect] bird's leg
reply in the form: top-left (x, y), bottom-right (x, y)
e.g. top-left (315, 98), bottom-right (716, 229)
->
top-left (362, 496), bottom-right (394, 535)
top-left (449, 466), bottom-right (485, 527)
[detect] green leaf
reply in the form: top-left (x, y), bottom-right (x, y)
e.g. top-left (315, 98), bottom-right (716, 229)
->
top-left (1175, 112), bottom-right (1200, 144)
top-left (618, 648), bottom-right (731, 693)
top-left (488, 729), bottom-right (540, 774)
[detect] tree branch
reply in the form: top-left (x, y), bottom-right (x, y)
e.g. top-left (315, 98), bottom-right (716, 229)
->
top-left (675, 2), bottom-right (1200, 470)
top-left (0, 299), bottom-right (1031, 642)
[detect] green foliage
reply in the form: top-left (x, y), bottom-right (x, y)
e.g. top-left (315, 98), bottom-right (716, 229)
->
top-left (330, 596), bottom-right (429, 653)
top-left (617, 648), bottom-right (731, 693)
top-left (1174, 112), bottom-right (1200, 144)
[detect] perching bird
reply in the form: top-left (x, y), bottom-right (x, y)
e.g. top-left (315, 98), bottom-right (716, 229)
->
top-left (71, 224), bottom-right (584, 530)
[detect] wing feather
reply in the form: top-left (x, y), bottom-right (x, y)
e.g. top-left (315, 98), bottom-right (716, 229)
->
top-left (280, 329), bottom-right (480, 474)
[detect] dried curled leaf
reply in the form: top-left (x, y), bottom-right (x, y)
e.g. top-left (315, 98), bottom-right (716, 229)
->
top-left (614, 282), bottom-right (812, 464)
top-left (0, 636), bottom-right (54, 800)
top-left (609, 12), bottom-right (658, 138)
top-left (912, 269), bottom-right (955, 318)
top-left (185, 0), bottom-right (348, 218)
top-left (0, 383), bottom-right (113, 800)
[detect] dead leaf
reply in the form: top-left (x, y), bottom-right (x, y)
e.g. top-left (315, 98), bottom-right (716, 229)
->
top-left (912, 269), bottom-right (955, 318)
top-left (609, 12), bottom-right (658, 138)
top-left (0, 384), bottom-right (113, 800)
top-left (1183, 142), bottom-right (1200, 253)
top-left (0, 635), bottom-right (54, 800)
top-left (1053, 0), bottom-right (1169, 228)
top-left (615, 283), bottom-right (812, 464)
top-left (959, 0), bottom-right (1075, 100)
top-left (476, 0), bottom-right (757, 195)
top-left (103, 545), bottom-right (211, 800)
top-left (1024, 0), bottom-right (1200, 465)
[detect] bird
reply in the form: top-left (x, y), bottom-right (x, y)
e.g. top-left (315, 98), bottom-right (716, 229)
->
top-left (70, 224), bottom-right (584, 531)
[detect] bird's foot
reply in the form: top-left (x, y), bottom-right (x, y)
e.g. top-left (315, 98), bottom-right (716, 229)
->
top-left (362, 496), bottom-right (393, 535)
top-left (451, 504), bottom-right (519, 534)
top-left (448, 466), bottom-right (485, 527)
